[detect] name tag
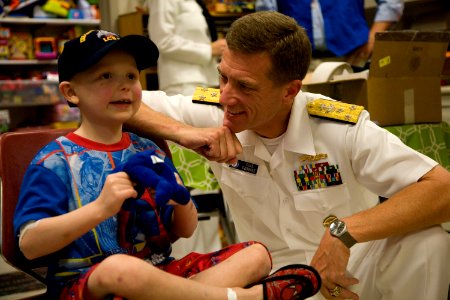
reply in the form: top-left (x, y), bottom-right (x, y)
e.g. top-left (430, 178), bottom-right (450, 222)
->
top-left (229, 160), bottom-right (259, 175)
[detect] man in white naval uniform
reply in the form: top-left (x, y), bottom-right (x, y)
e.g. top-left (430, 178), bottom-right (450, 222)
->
top-left (128, 11), bottom-right (450, 300)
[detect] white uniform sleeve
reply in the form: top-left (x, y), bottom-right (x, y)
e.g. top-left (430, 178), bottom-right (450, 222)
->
top-left (141, 90), bottom-right (224, 128)
top-left (346, 111), bottom-right (437, 197)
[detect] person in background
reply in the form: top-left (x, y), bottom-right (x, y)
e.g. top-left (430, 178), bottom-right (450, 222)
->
top-left (13, 29), bottom-right (321, 300)
top-left (145, 0), bottom-right (228, 258)
top-left (129, 11), bottom-right (450, 300)
top-left (145, 0), bottom-right (226, 96)
top-left (255, 0), bottom-right (404, 68)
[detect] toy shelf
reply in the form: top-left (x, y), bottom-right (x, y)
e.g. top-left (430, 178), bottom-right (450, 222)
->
top-left (0, 17), bottom-right (100, 26)
top-left (0, 59), bottom-right (57, 65)
top-left (0, 16), bottom-right (99, 132)
top-left (0, 102), bottom-right (55, 108)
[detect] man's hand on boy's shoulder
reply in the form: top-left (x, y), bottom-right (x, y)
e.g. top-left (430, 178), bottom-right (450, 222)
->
top-left (177, 126), bottom-right (242, 164)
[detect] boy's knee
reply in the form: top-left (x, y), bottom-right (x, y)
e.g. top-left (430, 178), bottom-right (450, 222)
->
top-left (90, 254), bottom-right (143, 289)
top-left (247, 243), bottom-right (272, 275)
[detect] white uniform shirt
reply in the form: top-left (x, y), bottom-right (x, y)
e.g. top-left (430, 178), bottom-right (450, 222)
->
top-left (147, 0), bottom-right (219, 91)
top-left (142, 90), bottom-right (437, 269)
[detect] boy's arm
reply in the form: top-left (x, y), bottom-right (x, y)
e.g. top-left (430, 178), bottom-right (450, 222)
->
top-left (19, 172), bottom-right (137, 260)
top-left (170, 200), bottom-right (198, 238)
top-left (162, 172), bottom-right (198, 239)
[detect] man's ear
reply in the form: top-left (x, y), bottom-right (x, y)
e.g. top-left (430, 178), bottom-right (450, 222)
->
top-left (59, 81), bottom-right (79, 106)
top-left (282, 79), bottom-right (302, 104)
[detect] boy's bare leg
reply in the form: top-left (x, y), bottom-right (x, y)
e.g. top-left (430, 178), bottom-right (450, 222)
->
top-left (86, 254), bottom-right (264, 300)
top-left (191, 243), bottom-right (271, 287)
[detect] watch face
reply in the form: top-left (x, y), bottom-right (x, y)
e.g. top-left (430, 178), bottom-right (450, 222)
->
top-left (330, 220), bottom-right (346, 236)
top-left (329, 219), bottom-right (356, 248)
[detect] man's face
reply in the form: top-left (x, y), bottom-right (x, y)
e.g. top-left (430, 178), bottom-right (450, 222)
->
top-left (218, 48), bottom-right (295, 138)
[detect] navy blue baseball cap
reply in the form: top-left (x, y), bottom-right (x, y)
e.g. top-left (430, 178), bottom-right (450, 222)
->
top-left (58, 30), bottom-right (159, 83)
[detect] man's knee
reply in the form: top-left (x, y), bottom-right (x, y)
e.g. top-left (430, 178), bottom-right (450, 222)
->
top-left (376, 226), bottom-right (450, 299)
top-left (382, 226), bottom-right (450, 270)
top-left (412, 226), bottom-right (450, 259)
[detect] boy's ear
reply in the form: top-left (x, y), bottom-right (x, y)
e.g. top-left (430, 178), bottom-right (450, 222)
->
top-left (59, 81), bottom-right (79, 106)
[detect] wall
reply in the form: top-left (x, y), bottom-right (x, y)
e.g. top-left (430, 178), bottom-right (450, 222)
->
top-left (99, 0), bottom-right (145, 32)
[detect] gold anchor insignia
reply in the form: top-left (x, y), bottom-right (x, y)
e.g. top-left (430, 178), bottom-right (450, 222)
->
top-left (299, 153), bottom-right (328, 162)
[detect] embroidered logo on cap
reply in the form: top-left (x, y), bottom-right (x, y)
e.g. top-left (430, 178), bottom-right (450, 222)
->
top-left (79, 30), bottom-right (120, 44)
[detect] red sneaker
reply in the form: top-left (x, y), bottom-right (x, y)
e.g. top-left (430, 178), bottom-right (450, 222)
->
top-left (249, 264), bottom-right (321, 300)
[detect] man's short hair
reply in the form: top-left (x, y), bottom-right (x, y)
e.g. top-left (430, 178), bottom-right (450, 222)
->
top-left (226, 11), bottom-right (312, 83)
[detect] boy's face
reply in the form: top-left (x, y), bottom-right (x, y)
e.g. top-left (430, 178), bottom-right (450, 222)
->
top-left (69, 50), bottom-right (142, 127)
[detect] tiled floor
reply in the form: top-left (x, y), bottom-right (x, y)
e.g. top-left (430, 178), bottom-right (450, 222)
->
top-left (0, 258), bottom-right (45, 300)
top-left (0, 260), bottom-right (16, 275)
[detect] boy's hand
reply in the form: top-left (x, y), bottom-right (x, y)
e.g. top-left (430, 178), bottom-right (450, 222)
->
top-left (97, 172), bottom-right (138, 218)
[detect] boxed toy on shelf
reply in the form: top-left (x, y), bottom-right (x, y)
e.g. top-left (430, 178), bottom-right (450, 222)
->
top-left (8, 31), bottom-right (33, 59)
top-left (0, 79), bottom-right (63, 106)
top-left (0, 27), bottom-right (10, 59)
top-left (34, 36), bottom-right (58, 59)
top-left (205, 0), bottom-right (255, 14)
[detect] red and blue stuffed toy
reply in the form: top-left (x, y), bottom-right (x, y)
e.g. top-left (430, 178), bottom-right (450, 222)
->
top-left (113, 149), bottom-right (191, 256)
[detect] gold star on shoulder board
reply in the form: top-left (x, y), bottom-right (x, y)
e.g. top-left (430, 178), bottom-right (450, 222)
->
top-left (192, 87), bottom-right (221, 106)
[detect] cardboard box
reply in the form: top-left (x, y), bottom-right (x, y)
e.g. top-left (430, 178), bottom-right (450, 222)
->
top-left (303, 31), bottom-right (450, 126)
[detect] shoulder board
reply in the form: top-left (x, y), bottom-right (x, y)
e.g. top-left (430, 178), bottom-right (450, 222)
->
top-left (307, 98), bottom-right (364, 124)
top-left (192, 87), bottom-right (221, 106)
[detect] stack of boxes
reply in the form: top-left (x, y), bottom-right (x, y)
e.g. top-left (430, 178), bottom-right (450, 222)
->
top-left (304, 31), bottom-right (450, 126)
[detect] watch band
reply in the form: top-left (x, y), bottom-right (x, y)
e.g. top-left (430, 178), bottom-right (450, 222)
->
top-left (335, 227), bottom-right (357, 248)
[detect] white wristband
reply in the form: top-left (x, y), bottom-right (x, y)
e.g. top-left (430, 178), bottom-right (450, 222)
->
top-left (227, 288), bottom-right (237, 300)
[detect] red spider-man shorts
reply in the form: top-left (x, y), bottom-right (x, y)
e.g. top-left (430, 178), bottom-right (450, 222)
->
top-left (60, 241), bottom-right (268, 300)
